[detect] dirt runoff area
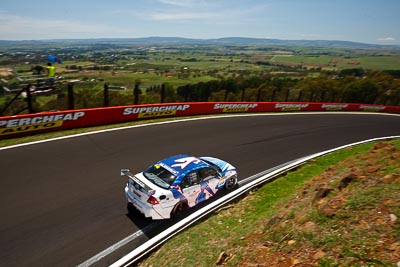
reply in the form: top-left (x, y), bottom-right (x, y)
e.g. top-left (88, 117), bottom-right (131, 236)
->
top-left (225, 141), bottom-right (400, 266)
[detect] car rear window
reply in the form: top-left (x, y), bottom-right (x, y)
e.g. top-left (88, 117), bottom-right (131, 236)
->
top-left (143, 164), bottom-right (177, 189)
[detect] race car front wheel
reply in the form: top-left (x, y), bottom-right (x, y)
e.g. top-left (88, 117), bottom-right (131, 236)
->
top-left (224, 175), bottom-right (237, 190)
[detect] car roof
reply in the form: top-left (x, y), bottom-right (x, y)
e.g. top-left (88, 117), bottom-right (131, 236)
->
top-left (156, 154), bottom-right (210, 177)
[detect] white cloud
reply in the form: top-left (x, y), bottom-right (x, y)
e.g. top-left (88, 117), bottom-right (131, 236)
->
top-left (377, 37), bottom-right (396, 42)
top-left (158, 0), bottom-right (196, 7)
top-left (152, 0), bottom-right (222, 21)
top-left (150, 11), bottom-right (219, 21)
top-left (0, 12), bottom-right (129, 39)
top-left (157, 0), bottom-right (213, 8)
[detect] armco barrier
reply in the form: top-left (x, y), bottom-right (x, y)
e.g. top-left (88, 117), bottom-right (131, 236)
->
top-left (1, 102), bottom-right (400, 139)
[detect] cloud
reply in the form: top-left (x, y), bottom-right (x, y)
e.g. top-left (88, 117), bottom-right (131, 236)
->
top-left (377, 37), bottom-right (396, 42)
top-left (157, 0), bottom-right (213, 8)
top-left (152, 0), bottom-right (222, 21)
top-left (150, 11), bottom-right (219, 21)
top-left (158, 0), bottom-right (197, 7)
top-left (0, 12), bottom-right (129, 39)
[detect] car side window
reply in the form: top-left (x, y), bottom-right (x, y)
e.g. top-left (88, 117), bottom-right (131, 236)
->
top-left (199, 167), bottom-right (218, 180)
top-left (182, 171), bottom-right (199, 188)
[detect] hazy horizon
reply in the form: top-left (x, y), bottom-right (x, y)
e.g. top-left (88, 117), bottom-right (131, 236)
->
top-left (1, 0), bottom-right (399, 45)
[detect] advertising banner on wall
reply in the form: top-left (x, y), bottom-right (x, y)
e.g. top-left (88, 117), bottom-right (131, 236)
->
top-left (1, 102), bottom-right (399, 139)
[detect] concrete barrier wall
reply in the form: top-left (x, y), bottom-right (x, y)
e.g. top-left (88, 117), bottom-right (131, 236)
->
top-left (1, 102), bottom-right (399, 139)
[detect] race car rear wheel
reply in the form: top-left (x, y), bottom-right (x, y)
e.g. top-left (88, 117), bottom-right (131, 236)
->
top-left (224, 175), bottom-right (237, 190)
top-left (127, 202), bottom-right (137, 214)
top-left (171, 201), bottom-right (188, 218)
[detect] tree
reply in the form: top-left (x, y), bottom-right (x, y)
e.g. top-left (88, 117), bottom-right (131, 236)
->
top-left (221, 78), bottom-right (238, 101)
top-left (342, 78), bottom-right (379, 104)
top-left (134, 79), bottom-right (141, 105)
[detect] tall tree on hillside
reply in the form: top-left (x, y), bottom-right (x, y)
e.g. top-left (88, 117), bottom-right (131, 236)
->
top-left (160, 83), bottom-right (176, 103)
top-left (134, 79), bottom-right (141, 105)
top-left (177, 84), bottom-right (191, 102)
top-left (342, 78), bottom-right (379, 104)
top-left (270, 78), bottom-right (288, 102)
top-left (368, 71), bottom-right (398, 105)
top-left (221, 78), bottom-right (238, 101)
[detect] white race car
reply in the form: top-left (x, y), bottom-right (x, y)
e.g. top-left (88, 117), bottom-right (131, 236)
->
top-left (122, 154), bottom-right (238, 219)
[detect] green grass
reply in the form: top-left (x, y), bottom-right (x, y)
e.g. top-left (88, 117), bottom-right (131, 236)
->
top-left (358, 56), bottom-right (400, 70)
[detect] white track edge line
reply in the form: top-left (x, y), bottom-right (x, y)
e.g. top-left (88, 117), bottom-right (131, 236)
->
top-left (77, 222), bottom-right (163, 267)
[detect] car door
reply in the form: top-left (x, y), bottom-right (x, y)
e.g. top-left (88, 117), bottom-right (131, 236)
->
top-left (181, 170), bottom-right (201, 207)
top-left (197, 167), bottom-right (220, 202)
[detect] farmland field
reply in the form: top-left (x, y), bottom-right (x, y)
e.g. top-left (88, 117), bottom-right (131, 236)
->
top-left (271, 54), bottom-right (400, 70)
top-left (358, 56), bottom-right (400, 70)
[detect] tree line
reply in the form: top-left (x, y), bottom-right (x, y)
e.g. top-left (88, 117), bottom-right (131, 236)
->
top-left (1, 68), bottom-right (399, 116)
top-left (175, 69), bottom-right (400, 106)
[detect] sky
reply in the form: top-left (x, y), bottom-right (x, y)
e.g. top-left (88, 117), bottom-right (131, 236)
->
top-left (0, 0), bottom-right (399, 45)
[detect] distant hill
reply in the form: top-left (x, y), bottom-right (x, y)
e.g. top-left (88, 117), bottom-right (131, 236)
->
top-left (0, 37), bottom-right (399, 50)
top-left (209, 37), bottom-right (391, 49)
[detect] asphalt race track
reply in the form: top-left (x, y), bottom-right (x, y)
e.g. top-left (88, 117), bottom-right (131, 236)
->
top-left (1, 113), bottom-right (400, 267)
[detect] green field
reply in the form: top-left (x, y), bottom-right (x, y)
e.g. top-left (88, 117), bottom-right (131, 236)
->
top-left (271, 54), bottom-right (400, 70)
top-left (358, 56), bottom-right (400, 70)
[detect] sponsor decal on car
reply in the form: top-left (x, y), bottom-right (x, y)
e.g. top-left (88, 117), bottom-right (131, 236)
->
top-left (0, 111), bottom-right (85, 136)
top-left (158, 162), bottom-right (179, 175)
top-left (213, 103), bottom-right (258, 113)
top-left (123, 105), bottom-right (191, 118)
top-left (129, 175), bottom-right (146, 188)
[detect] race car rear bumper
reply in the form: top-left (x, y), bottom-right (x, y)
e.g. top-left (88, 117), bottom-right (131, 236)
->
top-left (125, 187), bottom-right (167, 220)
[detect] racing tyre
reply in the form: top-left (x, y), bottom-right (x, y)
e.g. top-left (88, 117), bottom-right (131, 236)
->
top-left (224, 175), bottom-right (238, 190)
top-left (170, 201), bottom-right (187, 218)
top-left (127, 202), bottom-right (136, 214)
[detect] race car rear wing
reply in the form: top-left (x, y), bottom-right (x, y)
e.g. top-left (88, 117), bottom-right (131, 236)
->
top-left (121, 169), bottom-right (152, 191)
